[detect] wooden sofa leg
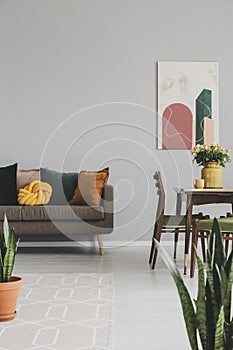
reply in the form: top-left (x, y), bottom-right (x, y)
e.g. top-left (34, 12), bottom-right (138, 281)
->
top-left (98, 234), bottom-right (104, 256)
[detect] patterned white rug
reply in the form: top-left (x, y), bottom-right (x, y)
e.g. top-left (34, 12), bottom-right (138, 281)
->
top-left (0, 273), bottom-right (114, 350)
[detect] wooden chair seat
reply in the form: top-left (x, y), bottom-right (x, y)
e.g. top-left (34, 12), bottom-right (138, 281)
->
top-left (162, 215), bottom-right (186, 227)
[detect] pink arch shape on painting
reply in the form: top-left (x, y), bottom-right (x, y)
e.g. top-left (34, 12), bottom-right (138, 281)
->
top-left (162, 103), bottom-right (193, 150)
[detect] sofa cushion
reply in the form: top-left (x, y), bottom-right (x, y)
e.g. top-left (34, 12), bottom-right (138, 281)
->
top-left (40, 168), bottom-right (78, 205)
top-left (0, 163), bottom-right (18, 205)
top-left (21, 205), bottom-right (104, 221)
top-left (17, 169), bottom-right (40, 190)
top-left (69, 167), bottom-right (109, 206)
top-left (0, 206), bottom-right (22, 221)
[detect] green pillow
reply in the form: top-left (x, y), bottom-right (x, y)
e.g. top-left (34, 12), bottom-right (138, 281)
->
top-left (40, 168), bottom-right (78, 205)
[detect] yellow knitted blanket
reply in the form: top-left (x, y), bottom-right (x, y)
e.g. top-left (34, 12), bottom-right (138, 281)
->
top-left (18, 180), bottom-right (52, 206)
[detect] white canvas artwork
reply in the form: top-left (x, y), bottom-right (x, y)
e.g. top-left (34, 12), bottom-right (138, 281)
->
top-left (157, 61), bottom-right (219, 150)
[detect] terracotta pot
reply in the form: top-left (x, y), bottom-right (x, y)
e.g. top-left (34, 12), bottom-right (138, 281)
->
top-left (201, 162), bottom-right (222, 189)
top-left (0, 276), bottom-right (22, 322)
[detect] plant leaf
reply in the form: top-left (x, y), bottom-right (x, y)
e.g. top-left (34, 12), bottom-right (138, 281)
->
top-left (2, 226), bottom-right (16, 282)
top-left (220, 266), bottom-right (228, 301)
top-left (215, 264), bottom-right (228, 306)
top-left (154, 239), bottom-right (199, 350)
top-left (223, 249), bottom-right (233, 348)
top-left (195, 251), bottom-right (207, 350)
top-left (208, 233), bottom-right (216, 270)
top-left (214, 306), bottom-right (225, 350)
top-left (15, 238), bottom-right (20, 253)
top-left (0, 231), bottom-right (6, 261)
top-left (206, 250), bottom-right (219, 323)
top-left (206, 281), bottom-right (215, 349)
top-left (224, 320), bottom-right (233, 350)
top-left (211, 218), bottom-right (226, 269)
top-left (3, 248), bottom-right (15, 282)
top-left (224, 250), bottom-right (233, 323)
top-left (3, 214), bottom-right (9, 248)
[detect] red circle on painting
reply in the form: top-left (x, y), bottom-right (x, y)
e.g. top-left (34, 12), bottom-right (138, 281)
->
top-left (162, 103), bottom-right (193, 150)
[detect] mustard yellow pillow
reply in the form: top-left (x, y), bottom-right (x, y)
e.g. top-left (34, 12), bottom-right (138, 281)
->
top-left (18, 180), bottom-right (52, 206)
top-left (69, 167), bottom-right (109, 207)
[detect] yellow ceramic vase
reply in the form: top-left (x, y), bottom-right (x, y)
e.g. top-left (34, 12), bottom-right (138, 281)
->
top-left (201, 162), bottom-right (222, 189)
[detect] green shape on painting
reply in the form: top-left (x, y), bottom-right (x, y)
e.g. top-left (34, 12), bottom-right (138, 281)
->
top-left (196, 89), bottom-right (212, 145)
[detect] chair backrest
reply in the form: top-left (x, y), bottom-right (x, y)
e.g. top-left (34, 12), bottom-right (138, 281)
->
top-left (154, 171), bottom-right (165, 226)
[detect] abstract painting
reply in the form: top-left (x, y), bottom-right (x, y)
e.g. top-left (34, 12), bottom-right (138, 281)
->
top-left (157, 61), bottom-right (219, 150)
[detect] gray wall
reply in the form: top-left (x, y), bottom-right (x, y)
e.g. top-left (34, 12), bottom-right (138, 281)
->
top-left (1, 0), bottom-right (233, 244)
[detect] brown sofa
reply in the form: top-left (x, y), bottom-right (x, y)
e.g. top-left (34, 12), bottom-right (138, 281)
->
top-left (0, 185), bottom-right (114, 255)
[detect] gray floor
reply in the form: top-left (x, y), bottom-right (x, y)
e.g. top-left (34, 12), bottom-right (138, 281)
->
top-left (14, 244), bottom-right (198, 350)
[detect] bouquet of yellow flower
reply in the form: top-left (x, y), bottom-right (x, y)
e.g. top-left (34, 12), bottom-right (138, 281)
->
top-left (191, 144), bottom-right (231, 167)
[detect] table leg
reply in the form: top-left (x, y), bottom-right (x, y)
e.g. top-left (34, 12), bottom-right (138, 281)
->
top-left (173, 193), bottom-right (183, 259)
top-left (184, 194), bottom-right (193, 275)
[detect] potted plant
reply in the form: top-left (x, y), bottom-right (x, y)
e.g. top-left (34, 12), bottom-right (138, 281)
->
top-left (191, 144), bottom-right (231, 188)
top-left (0, 215), bottom-right (22, 322)
top-left (154, 218), bottom-right (233, 349)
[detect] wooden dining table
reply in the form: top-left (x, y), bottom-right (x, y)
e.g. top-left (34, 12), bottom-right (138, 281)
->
top-left (174, 188), bottom-right (233, 274)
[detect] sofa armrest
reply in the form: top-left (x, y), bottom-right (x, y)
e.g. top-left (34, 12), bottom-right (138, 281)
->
top-left (102, 185), bottom-right (113, 202)
top-left (102, 185), bottom-right (114, 230)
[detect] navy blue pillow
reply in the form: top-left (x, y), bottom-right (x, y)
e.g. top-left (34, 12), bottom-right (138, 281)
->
top-left (0, 163), bottom-right (18, 205)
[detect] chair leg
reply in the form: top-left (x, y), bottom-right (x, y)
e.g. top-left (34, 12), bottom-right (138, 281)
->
top-left (97, 234), bottom-right (104, 256)
top-left (173, 228), bottom-right (179, 259)
top-left (149, 238), bottom-right (155, 264)
top-left (149, 223), bottom-right (157, 264)
top-left (200, 234), bottom-right (206, 263)
top-left (151, 225), bottom-right (163, 270)
top-left (190, 224), bottom-right (198, 278)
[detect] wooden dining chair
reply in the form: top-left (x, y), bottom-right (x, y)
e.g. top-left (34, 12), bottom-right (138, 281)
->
top-left (190, 216), bottom-right (233, 277)
top-left (149, 171), bottom-right (207, 269)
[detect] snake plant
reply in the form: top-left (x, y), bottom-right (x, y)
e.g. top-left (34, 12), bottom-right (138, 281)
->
top-left (0, 215), bottom-right (19, 282)
top-left (154, 218), bottom-right (233, 350)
